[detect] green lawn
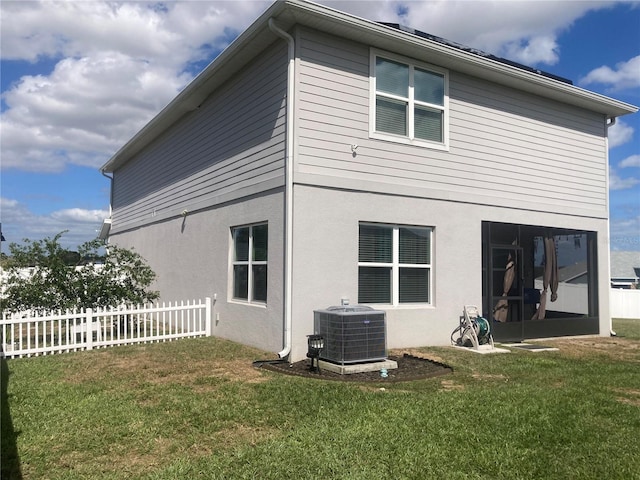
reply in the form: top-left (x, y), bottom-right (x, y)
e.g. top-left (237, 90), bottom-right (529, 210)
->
top-left (2, 319), bottom-right (640, 479)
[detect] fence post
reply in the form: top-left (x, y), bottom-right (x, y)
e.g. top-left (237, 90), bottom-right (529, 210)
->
top-left (86, 307), bottom-right (93, 351)
top-left (205, 297), bottom-right (212, 336)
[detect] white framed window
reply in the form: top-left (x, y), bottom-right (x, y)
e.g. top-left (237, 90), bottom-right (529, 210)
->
top-left (232, 223), bottom-right (268, 303)
top-left (358, 223), bottom-right (432, 305)
top-left (370, 50), bottom-right (449, 150)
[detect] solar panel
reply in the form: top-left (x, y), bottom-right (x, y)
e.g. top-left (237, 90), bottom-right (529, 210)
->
top-left (378, 23), bottom-right (573, 85)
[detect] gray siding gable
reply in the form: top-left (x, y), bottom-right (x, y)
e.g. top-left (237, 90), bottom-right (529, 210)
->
top-left (111, 41), bottom-right (289, 233)
top-left (294, 27), bottom-right (609, 218)
top-left (112, 21), bottom-right (620, 235)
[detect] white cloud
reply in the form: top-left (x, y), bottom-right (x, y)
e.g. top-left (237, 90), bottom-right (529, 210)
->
top-left (503, 35), bottom-right (560, 66)
top-left (0, 197), bottom-right (109, 249)
top-left (0, 1), bottom-right (262, 67)
top-left (581, 55), bottom-right (640, 91)
top-left (1, 52), bottom-right (190, 172)
top-left (51, 208), bottom-right (108, 223)
top-left (608, 120), bottom-right (635, 149)
top-left (620, 154), bottom-right (640, 168)
top-left (328, 0), bottom-right (611, 65)
top-left (0, 0), bottom-right (271, 173)
top-left (609, 166), bottom-right (640, 190)
top-left (1, 0), bottom-right (608, 69)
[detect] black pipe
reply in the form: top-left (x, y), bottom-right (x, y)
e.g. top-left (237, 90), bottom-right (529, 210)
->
top-left (252, 359), bottom-right (289, 368)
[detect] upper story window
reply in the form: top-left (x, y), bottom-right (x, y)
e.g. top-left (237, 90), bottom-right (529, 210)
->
top-left (370, 50), bottom-right (449, 150)
top-left (232, 223), bottom-right (268, 303)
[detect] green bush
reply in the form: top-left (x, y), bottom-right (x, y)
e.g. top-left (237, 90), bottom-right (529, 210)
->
top-left (1, 231), bottom-right (159, 312)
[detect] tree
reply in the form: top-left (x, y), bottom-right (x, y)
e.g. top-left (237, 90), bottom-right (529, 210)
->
top-left (0, 232), bottom-right (159, 313)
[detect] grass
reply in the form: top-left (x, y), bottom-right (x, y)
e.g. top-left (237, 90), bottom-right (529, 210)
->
top-left (2, 319), bottom-right (640, 479)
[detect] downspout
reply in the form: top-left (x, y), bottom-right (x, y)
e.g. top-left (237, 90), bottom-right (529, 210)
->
top-left (605, 116), bottom-right (616, 336)
top-left (99, 170), bottom-right (114, 254)
top-left (101, 170), bottom-right (114, 244)
top-left (269, 19), bottom-right (295, 359)
top-left (101, 170), bottom-right (113, 218)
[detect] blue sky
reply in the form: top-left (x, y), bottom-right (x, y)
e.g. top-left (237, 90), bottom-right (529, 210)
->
top-left (1, 0), bottom-right (639, 251)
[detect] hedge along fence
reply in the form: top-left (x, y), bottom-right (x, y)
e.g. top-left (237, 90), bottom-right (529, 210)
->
top-left (0, 298), bottom-right (213, 358)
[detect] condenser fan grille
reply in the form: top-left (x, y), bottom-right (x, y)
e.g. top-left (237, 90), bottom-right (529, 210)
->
top-left (314, 306), bottom-right (386, 365)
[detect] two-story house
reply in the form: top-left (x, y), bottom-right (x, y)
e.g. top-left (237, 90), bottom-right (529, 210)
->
top-left (100, 0), bottom-right (637, 362)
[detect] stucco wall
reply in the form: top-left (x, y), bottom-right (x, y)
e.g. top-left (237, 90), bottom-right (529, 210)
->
top-left (109, 188), bottom-right (286, 355)
top-left (288, 184), bottom-right (611, 362)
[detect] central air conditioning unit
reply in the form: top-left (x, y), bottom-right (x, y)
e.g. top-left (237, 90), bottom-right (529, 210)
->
top-left (313, 305), bottom-right (386, 365)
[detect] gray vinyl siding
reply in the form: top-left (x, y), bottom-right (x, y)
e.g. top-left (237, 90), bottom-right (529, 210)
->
top-left (111, 41), bottom-right (288, 233)
top-left (295, 28), bottom-right (608, 218)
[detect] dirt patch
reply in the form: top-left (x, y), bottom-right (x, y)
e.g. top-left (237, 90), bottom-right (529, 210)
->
top-left (617, 397), bottom-right (640, 407)
top-left (440, 379), bottom-right (465, 391)
top-left (612, 388), bottom-right (640, 407)
top-left (545, 337), bottom-right (639, 362)
top-left (401, 348), bottom-right (447, 364)
top-left (256, 353), bottom-right (452, 383)
top-left (143, 358), bottom-right (268, 388)
top-left (57, 447), bottom-right (168, 478)
top-left (472, 373), bottom-right (508, 381)
top-left (63, 349), bottom-right (268, 388)
top-left (55, 425), bottom-right (276, 477)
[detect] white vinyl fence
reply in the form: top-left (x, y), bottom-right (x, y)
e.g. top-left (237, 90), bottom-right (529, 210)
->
top-left (1, 298), bottom-right (212, 359)
top-left (610, 289), bottom-right (640, 319)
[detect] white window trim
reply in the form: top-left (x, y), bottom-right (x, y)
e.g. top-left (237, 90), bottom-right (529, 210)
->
top-left (358, 223), bottom-right (433, 307)
top-left (369, 49), bottom-right (449, 151)
top-left (231, 223), bottom-right (267, 305)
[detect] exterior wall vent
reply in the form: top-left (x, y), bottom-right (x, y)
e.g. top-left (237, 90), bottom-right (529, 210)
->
top-left (313, 305), bottom-right (386, 365)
